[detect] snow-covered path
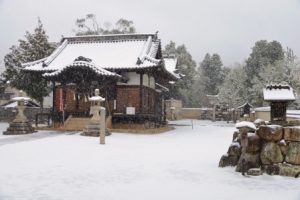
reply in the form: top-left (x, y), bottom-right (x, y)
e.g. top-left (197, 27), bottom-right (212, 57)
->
top-left (0, 120), bottom-right (299, 200)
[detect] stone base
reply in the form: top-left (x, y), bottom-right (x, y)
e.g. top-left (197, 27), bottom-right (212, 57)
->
top-left (219, 154), bottom-right (239, 167)
top-left (3, 121), bottom-right (35, 135)
top-left (247, 168), bottom-right (262, 176)
top-left (82, 123), bottom-right (111, 137)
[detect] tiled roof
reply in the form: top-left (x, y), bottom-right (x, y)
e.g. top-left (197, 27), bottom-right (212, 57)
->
top-left (22, 33), bottom-right (161, 72)
top-left (43, 59), bottom-right (120, 78)
top-left (163, 55), bottom-right (180, 79)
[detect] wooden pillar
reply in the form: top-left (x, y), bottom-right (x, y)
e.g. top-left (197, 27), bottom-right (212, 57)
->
top-left (52, 81), bottom-right (56, 113)
top-left (100, 107), bottom-right (106, 144)
top-left (139, 73), bottom-right (143, 114)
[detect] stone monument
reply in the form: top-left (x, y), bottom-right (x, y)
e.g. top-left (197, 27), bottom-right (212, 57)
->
top-left (82, 89), bottom-right (110, 138)
top-left (3, 91), bottom-right (35, 135)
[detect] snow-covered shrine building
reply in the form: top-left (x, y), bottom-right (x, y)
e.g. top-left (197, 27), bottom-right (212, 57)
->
top-left (263, 84), bottom-right (296, 124)
top-left (22, 33), bottom-right (179, 128)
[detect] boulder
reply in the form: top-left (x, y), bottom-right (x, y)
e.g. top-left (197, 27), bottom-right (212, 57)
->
top-left (254, 119), bottom-right (266, 127)
top-left (232, 131), bottom-right (239, 142)
top-left (284, 127), bottom-right (300, 142)
top-left (262, 164), bottom-right (280, 175)
top-left (246, 133), bottom-right (261, 153)
top-left (219, 154), bottom-right (239, 167)
top-left (257, 125), bottom-right (283, 142)
top-left (285, 142), bottom-right (300, 165)
top-left (278, 163), bottom-right (300, 177)
top-left (228, 142), bottom-right (241, 157)
top-left (260, 142), bottom-right (283, 165)
top-left (236, 152), bottom-right (260, 172)
top-left (277, 139), bottom-right (288, 157)
top-left (247, 168), bottom-right (262, 176)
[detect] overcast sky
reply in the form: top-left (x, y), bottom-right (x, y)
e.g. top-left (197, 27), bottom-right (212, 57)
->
top-left (0, 0), bottom-right (300, 69)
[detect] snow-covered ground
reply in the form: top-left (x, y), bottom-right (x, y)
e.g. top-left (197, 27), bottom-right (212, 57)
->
top-left (0, 120), bottom-right (299, 200)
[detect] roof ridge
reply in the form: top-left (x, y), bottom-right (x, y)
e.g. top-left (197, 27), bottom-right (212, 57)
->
top-left (62, 33), bottom-right (157, 44)
top-left (44, 39), bottom-right (69, 66)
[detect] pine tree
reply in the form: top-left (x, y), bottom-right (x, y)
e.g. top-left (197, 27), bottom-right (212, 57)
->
top-left (3, 19), bottom-right (56, 107)
top-left (244, 40), bottom-right (287, 106)
top-left (199, 53), bottom-right (224, 95)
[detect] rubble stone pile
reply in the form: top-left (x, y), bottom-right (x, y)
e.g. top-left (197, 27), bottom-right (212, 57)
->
top-left (219, 121), bottom-right (300, 177)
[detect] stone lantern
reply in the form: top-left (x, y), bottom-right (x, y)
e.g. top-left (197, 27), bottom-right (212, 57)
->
top-left (235, 121), bottom-right (257, 175)
top-left (206, 94), bottom-right (219, 122)
top-left (82, 89), bottom-right (108, 144)
top-left (3, 91), bottom-right (35, 135)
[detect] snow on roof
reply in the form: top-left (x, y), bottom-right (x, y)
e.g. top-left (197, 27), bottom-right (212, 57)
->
top-left (254, 107), bottom-right (270, 112)
top-left (155, 83), bottom-right (169, 92)
top-left (163, 56), bottom-right (180, 79)
top-left (22, 34), bottom-right (161, 72)
top-left (235, 121), bottom-right (257, 130)
top-left (237, 102), bottom-right (253, 109)
top-left (43, 59), bottom-right (120, 77)
top-left (263, 84), bottom-right (296, 101)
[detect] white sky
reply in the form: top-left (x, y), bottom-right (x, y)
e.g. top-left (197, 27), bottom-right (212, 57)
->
top-left (0, 0), bottom-right (300, 69)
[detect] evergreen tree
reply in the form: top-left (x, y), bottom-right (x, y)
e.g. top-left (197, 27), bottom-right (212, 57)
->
top-left (199, 53), bottom-right (224, 95)
top-left (3, 19), bottom-right (56, 107)
top-left (244, 40), bottom-right (285, 106)
top-left (245, 40), bottom-right (283, 80)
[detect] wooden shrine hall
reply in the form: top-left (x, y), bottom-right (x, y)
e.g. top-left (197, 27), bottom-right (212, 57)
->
top-left (22, 33), bottom-right (179, 128)
top-left (263, 83), bottom-right (296, 124)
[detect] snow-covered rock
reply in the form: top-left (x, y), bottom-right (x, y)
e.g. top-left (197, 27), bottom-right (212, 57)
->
top-left (235, 121), bottom-right (256, 132)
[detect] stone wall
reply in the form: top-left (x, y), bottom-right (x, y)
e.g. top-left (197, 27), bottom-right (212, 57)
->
top-left (219, 122), bottom-right (300, 177)
top-left (180, 108), bottom-right (213, 120)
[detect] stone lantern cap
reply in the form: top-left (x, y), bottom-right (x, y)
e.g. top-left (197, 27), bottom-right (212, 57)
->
top-left (12, 96), bottom-right (31, 101)
top-left (89, 89), bottom-right (105, 102)
top-left (235, 121), bottom-right (257, 132)
top-left (89, 96), bottom-right (105, 102)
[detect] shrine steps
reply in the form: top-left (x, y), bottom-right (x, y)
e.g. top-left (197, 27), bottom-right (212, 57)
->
top-left (62, 116), bottom-right (91, 131)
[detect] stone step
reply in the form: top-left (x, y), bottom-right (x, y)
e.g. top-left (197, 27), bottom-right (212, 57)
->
top-left (63, 117), bottom-right (91, 131)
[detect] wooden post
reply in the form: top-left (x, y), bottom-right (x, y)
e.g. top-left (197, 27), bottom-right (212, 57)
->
top-left (100, 106), bottom-right (106, 144)
top-left (212, 104), bottom-right (216, 122)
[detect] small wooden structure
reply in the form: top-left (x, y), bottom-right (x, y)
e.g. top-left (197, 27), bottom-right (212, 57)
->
top-left (263, 84), bottom-right (296, 124)
top-left (236, 102), bottom-right (253, 117)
